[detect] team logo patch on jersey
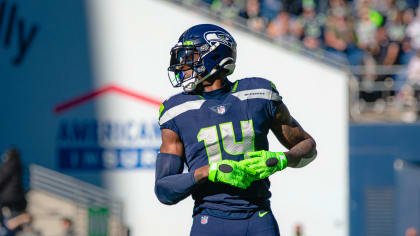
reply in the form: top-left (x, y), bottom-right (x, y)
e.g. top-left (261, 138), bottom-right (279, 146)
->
top-left (210, 104), bottom-right (230, 115)
top-left (201, 215), bottom-right (209, 224)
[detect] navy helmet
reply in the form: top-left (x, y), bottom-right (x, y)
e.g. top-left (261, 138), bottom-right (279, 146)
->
top-left (168, 24), bottom-right (237, 92)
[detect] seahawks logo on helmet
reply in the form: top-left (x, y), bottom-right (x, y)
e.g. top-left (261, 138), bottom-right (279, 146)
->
top-left (204, 31), bottom-right (234, 48)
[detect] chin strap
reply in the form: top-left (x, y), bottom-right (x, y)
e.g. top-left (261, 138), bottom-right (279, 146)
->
top-left (183, 57), bottom-right (235, 92)
top-left (183, 66), bottom-right (218, 92)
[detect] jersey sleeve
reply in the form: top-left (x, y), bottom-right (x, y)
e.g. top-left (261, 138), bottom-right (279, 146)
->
top-left (266, 80), bottom-right (283, 120)
top-left (158, 102), bottom-right (180, 135)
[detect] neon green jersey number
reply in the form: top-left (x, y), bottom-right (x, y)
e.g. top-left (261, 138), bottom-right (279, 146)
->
top-left (197, 125), bottom-right (223, 163)
top-left (197, 120), bottom-right (255, 163)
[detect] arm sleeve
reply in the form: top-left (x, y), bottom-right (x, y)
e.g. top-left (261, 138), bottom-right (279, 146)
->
top-left (154, 153), bottom-right (197, 205)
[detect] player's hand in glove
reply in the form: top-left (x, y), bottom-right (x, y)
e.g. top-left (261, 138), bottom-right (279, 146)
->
top-left (241, 150), bottom-right (287, 180)
top-left (208, 160), bottom-right (256, 189)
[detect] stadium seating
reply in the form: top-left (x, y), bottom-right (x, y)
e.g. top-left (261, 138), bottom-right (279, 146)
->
top-left (169, 0), bottom-right (420, 122)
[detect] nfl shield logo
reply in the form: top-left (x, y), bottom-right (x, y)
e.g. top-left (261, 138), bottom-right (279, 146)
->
top-left (201, 215), bottom-right (208, 224)
top-left (216, 105), bottom-right (226, 114)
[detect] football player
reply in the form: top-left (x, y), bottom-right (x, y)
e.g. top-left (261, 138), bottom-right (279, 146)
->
top-left (155, 24), bottom-right (317, 236)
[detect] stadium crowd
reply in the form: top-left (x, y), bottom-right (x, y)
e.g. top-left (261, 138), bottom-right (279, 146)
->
top-left (175, 0), bottom-right (420, 121)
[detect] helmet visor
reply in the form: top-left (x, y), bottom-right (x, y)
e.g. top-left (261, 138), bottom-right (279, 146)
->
top-left (169, 46), bottom-right (198, 68)
top-left (168, 46), bottom-right (199, 87)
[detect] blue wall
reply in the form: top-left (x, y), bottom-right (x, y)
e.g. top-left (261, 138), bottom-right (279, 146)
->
top-left (0, 0), bottom-right (101, 186)
top-left (350, 124), bottom-right (420, 236)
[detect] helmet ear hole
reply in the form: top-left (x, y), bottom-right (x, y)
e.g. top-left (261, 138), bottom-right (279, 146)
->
top-left (219, 57), bottom-right (235, 75)
top-left (224, 64), bottom-right (236, 75)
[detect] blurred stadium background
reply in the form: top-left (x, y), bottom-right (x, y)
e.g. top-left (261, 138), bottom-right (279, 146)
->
top-left (0, 0), bottom-right (419, 235)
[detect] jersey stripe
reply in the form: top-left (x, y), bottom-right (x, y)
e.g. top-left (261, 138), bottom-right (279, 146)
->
top-left (232, 89), bottom-right (282, 101)
top-left (159, 100), bottom-right (206, 125)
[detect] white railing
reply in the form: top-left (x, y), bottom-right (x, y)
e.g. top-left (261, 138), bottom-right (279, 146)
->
top-left (29, 164), bottom-right (123, 218)
top-left (348, 65), bottom-right (420, 123)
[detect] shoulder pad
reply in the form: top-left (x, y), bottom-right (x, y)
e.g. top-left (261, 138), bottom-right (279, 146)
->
top-left (231, 77), bottom-right (282, 102)
top-left (159, 92), bottom-right (205, 125)
top-left (234, 77), bottom-right (274, 91)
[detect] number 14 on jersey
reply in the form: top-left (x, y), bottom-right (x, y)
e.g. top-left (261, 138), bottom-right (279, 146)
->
top-left (197, 120), bottom-right (255, 163)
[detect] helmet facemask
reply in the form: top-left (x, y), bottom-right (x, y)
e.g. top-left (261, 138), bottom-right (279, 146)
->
top-left (168, 44), bottom-right (201, 88)
top-left (168, 42), bottom-right (232, 92)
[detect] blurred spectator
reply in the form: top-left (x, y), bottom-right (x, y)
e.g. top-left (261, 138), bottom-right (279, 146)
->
top-left (385, 9), bottom-right (406, 46)
top-left (407, 8), bottom-right (420, 50)
top-left (294, 224), bottom-right (303, 236)
top-left (292, 3), bottom-right (324, 50)
top-left (239, 0), bottom-right (266, 31)
top-left (372, 27), bottom-right (399, 67)
top-left (315, 0), bottom-right (329, 14)
top-left (328, 0), bottom-right (350, 18)
top-left (282, 0), bottom-right (302, 15)
top-left (356, 5), bottom-right (378, 50)
top-left (211, 0), bottom-right (242, 24)
top-left (406, 50), bottom-right (420, 103)
top-left (375, 0), bottom-right (395, 16)
top-left (406, 227), bottom-right (419, 236)
top-left (324, 4), bottom-right (355, 58)
top-left (266, 11), bottom-right (290, 40)
top-left (180, 0), bottom-right (420, 120)
top-left (194, 0), bottom-right (419, 65)
top-left (61, 218), bottom-right (75, 236)
top-left (400, 8), bottom-right (416, 64)
top-left (0, 148), bottom-right (27, 233)
top-left (396, 49), bottom-right (420, 120)
top-left (197, 0), bottom-right (419, 66)
top-left (407, 50), bottom-right (420, 80)
top-left (261, 0), bottom-right (283, 21)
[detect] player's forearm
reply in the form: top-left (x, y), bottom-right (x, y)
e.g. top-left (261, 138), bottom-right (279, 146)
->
top-left (155, 165), bottom-right (210, 205)
top-left (284, 137), bottom-right (317, 168)
top-left (193, 164), bottom-right (209, 183)
top-left (155, 172), bottom-right (196, 205)
top-left (155, 152), bottom-right (197, 205)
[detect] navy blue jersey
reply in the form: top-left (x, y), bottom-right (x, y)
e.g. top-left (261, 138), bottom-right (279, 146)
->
top-left (158, 77), bottom-right (282, 218)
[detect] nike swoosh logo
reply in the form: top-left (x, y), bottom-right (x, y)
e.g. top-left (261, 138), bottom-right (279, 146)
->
top-left (258, 211), bottom-right (269, 218)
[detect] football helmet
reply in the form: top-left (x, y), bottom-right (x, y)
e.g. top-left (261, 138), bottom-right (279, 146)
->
top-left (168, 24), bottom-right (237, 92)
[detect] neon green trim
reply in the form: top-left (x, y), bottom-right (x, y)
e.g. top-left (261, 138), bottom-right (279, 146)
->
top-left (270, 81), bottom-right (277, 90)
top-left (208, 162), bottom-right (218, 182)
top-left (246, 119), bottom-right (256, 159)
top-left (159, 104), bottom-right (165, 118)
top-left (240, 120), bottom-right (255, 156)
top-left (197, 95), bottom-right (204, 99)
top-left (171, 73), bottom-right (179, 82)
top-left (276, 152), bottom-right (287, 170)
top-left (258, 211), bottom-right (269, 218)
top-left (231, 81), bottom-right (239, 92)
top-left (183, 41), bottom-right (194, 46)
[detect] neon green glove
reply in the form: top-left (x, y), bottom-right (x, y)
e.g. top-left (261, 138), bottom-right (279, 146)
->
top-left (241, 150), bottom-right (287, 180)
top-left (208, 160), bottom-right (256, 189)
